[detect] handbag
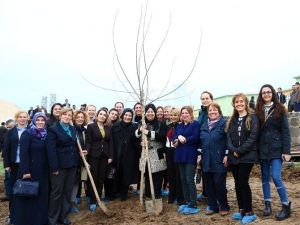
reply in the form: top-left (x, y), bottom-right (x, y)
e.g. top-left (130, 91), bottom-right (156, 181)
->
top-left (13, 179), bottom-right (39, 198)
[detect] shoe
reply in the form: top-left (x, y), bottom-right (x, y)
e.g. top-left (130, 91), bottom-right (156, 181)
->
top-left (220, 210), bottom-right (229, 216)
top-left (59, 218), bottom-right (71, 225)
top-left (275, 202), bottom-right (291, 221)
top-left (89, 204), bottom-right (97, 212)
top-left (5, 217), bottom-right (11, 225)
top-left (242, 213), bottom-right (257, 224)
top-left (161, 189), bottom-right (169, 197)
top-left (75, 197), bottom-right (82, 204)
top-left (232, 212), bottom-right (243, 220)
top-left (177, 204), bottom-right (188, 213)
top-left (182, 207), bottom-right (200, 215)
top-left (205, 206), bottom-right (218, 215)
top-left (263, 201), bottom-right (272, 216)
top-left (70, 207), bottom-right (79, 213)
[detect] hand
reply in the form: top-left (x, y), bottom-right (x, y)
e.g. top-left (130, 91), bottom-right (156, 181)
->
top-left (172, 139), bottom-right (178, 147)
top-left (197, 155), bottom-right (201, 164)
top-left (282, 154), bottom-right (291, 162)
top-left (23, 173), bottom-right (31, 179)
top-left (178, 135), bottom-right (186, 144)
top-left (81, 150), bottom-right (88, 156)
top-left (52, 171), bottom-right (59, 175)
top-left (108, 158), bottom-right (113, 164)
top-left (223, 156), bottom-right (228, 167)
top-left (233, 152), bottom-right (239, 158)
top-left (5, 167), bottom-right (11, 172)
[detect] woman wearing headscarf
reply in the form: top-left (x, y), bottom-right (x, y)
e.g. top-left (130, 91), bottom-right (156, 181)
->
top-left (12, 112), bottom-right (49, 225)
top-left (136, 104), bottom-right (167, 199)
top-left (110, 108), bottom-right (139, 200)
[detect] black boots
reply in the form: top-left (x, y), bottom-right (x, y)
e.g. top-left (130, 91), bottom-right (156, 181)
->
top-left (275, 202), bottom-right (291, 221)
top-left (263, 201), bottom-right (272, 216)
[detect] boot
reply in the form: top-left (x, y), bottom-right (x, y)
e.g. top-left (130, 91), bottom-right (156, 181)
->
top-left (263, 201), bottom-right (272, 216)
top-left (275, 202), bottom-right (291, 221)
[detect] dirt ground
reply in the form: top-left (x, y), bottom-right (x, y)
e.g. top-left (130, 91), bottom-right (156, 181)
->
top-left (1, 164), bottom-right (300, 225)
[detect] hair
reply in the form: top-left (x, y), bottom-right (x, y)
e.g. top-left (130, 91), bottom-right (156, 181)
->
top-left (170, 107), bottom-right (180, 122)
top-left (107, 108), bottom-right (120, 126)
top-left (255, 84), bottom-right (287, 126)
top-left (225, 93), bottom-right (252, 132)
top-left (73, 110), bottom-right (88, 126)
top-left (114, 101), bottom-right (124, 108)
top-left (59, 108), bottom-right (73, 117)
top-left (180, 106), bottom-right (194, 120)
top-left (96, 108), bottom-right (108, 125)
top-left (207, 103), bottom-right (222, 117)
top-left (201, 91), bottom-right (214, 100)
top-left (133, 102), bottom-right (142, 110)
top-left (86, 104), bottom-right (96, 111)
top-left (50, 103), bottom-right (63, 119)
top-left (14, 110), bottom-right (29, 121)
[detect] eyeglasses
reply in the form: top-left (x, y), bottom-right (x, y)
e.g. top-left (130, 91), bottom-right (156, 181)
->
top-left (262, 91), bottom-right (272, 95)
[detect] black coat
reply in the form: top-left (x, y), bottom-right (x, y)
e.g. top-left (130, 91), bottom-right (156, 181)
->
top-left (110, 121), bottom-right (139, 184)
top-left (46, 122), bottom-right (80, 172)
top-left (86, 122), bottom-right (112, 159)
top-left (13, 131), bottom-right (49, 225)
top-left (258, 110), bottom-right (291, 160)
top-left (227, 114), bottom-right (259, 164)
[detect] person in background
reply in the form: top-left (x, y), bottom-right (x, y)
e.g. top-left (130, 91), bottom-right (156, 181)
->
top-left (62, 99), bottom-right (71, 108)
top-left (3, 111), bottom-right (29, 224)
top-left (47, 108), bottom-right (81, 225)
top-left (47, 103), bottom-right (63, 127)
top-left (86, 108), bottom-right (113, 211)
top-left (294, 82), bottom-right (300, 112)
top-left (249, 96), bottom-right (255, 110)
top-left (276, 87), bottom-right (286, 105)
top-left (198, 103), bottom-right (229, 217)
top-left (28, 107), bottom-right (34, 119)
top-left (288, 85), bottom-right (297, 112)
top-left (114, 101), bottom-right (124, 115)
top-left (80, 104), bottom-right (87, 111)
top-left (163, 105), bottom-right (172, 125)
top-left (133, 102), bottom-right (143, 124)
top-left (12, 113), bottom-right (49, 225)
top-left (256, 84), bottom-right (292, 221)
top-left (156, 106), bottom-right (165, 122)
top-left (165, 107), bottom-right (184, 205)
top-left (226, 93), bottom-right (259, 224)
top-left (174, 106), bottom-right (200, 215)
top-left (86, 105), bottom-right (97, 125)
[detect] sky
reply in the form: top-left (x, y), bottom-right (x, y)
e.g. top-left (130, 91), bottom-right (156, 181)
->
top-left (1, 0), bottom-right (300, 111)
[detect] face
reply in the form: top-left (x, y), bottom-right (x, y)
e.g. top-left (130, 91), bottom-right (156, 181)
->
top-left (292, 85), bottom-right (296, 91)
top-left (60, 111), bottom-right (73, 124)
top-left (87, 106), bottom-right (96, 118)
top-left (134, 104), bottom-right (142, 116)
top-left (35, 117), bottom-right (46, 129)
top-left (17, 113), bottom-right (29, 127)
top-left (115, 103), bottom-right (124, 114)
top-left (208, 106), bottom-right (220, 121)
top-left (97, 110), bottom-right (107, 123)
top-left (156, 108), bottom-right (164, 120)
top-left (163, 108), bottom-right (170, 119)
top-left (109, 110), bottom-right (118, 122)
top-left (6, 122), bottom-right (15, 129)
top-left (53, 105), bottom-right (62, 117)
top-left (261, 87), bottom-right (273, 104)
top-left (170, 112), bottom-right (180, 123)
top-left (123, 112), bottom-right (133, 123)
top-left (181, 109), bottom-right (192, 123)
top-left (277, 88), bottom-right (282, 93)
top-left (201, 93), bottom-right (213, 107)
top-left (234, 96), bottom-right (247, 113)
top-left (75, 113), bottom-right (85, 126)
top-left (146, 108), bottom-right (155, 121)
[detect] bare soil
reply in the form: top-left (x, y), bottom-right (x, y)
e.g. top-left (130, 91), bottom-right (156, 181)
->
top-left (1, 164), bottom-right (300, 225)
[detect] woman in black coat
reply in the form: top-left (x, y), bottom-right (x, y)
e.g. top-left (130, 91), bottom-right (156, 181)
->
top-left (110, 108), bottom-right (139, 200)
top-left (13, 112), bottom-right (49, 225)
top-left (226, 93), bottom-right (259, 224)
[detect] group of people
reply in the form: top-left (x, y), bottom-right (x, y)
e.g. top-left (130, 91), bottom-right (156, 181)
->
top-left (0, 84), bottom-right (293, 225)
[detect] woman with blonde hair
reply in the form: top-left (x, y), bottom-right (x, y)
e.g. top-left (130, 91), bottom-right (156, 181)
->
top-left (226, 93), bottom-right (259, 224)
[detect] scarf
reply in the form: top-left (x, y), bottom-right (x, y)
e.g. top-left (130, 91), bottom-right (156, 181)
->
top-left (207, 118), bottom-right (220, 130)
top-left (60, 122), bottom-right (72, 137)
top-left (263, 101), bottom-right (274, 120)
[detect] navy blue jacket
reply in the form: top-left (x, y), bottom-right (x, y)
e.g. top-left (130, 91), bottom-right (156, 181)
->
top-left (200, 118), bottom-right (227, 173)
top-left (46, 122), bottom-right (80, 172)
top-left (258, 111), bottom-right (291, 160)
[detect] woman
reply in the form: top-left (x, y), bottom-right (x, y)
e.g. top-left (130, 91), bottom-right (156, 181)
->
top-left (86, 105), bottom-right (97, 124)
top-left (199, 103), bottom-right (229, 216)
top-left (173, 106), bottom-right (200, 215)
top-left (13, 112), bottom-right (49, 225)
top-left (47, 103), bottom-right (63, 127)
top-left (156, 106), bottom-right (164, 122)
top-left (256, 84), bottom-right (291, 221)
top-left (3, 111), bottom-right (29, 224)
top-left (226, 93), bottom-right (259, 224)
top-left (107, 108), bottom-right (119, 127)
top-left (70, 110), bottom-right (89, 212)
top-left (47, 108), bottom-right (81, 225)
top-left (165, 107), bottom-right (184, 205)
top-left (86, 108), bottom-right (113, 211)
top-left (110, 108), bottom-right (139, 200)
top-left (136, 104), bottom-right (167, 199)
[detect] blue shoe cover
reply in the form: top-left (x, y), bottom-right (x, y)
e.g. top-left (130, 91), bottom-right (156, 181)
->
top-left (232, 212), bottom-right (243, 220)
top-left (86, 196), bottom-right (90, 204)
top-left (75, 197), bottom-right (82, 204)
top-left (70, 207), bottom-right (79, 213)
top-left (89, 204), bottom-right (97, 212)
top-left (177, 204), bottom-right (188, 213)
top-left (182, 207), bottom-right (200, 215)
top-left (242, 214), bottom-right (257, 224)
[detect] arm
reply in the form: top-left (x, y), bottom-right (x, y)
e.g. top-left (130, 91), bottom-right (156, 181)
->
top-left (46, 128), bottom-right (59, 173)
top-left (19, 132), bottom-right (31, 176)
top-left (3, 129), bottom-right (12, 170)
top-left (281, 113), bottom-right (291, 155)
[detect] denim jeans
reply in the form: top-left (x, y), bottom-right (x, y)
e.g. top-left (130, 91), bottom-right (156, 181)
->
top-left (178, 163), bottom-right (197, 207)
top-left (261, 159), bottom-right (289, 204)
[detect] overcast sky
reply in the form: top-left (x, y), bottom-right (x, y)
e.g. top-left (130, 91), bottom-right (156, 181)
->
top-left (1, 0), bottom-right (300, 110)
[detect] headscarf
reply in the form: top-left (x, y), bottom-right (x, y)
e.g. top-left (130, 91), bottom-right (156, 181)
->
top-left (28, 112), bottom-right (47, 140)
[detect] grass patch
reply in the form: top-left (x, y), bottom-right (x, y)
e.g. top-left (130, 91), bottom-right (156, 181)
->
top-left (0, 158), bottom-right (4, 176)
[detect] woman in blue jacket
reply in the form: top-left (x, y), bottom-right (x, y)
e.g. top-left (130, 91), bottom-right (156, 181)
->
top-left (199, 103), bottom-right (229, 216)
top-left (174, 106), bottom-right (200, 215)
top-left (256, 84), bottom-right (291, 221)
